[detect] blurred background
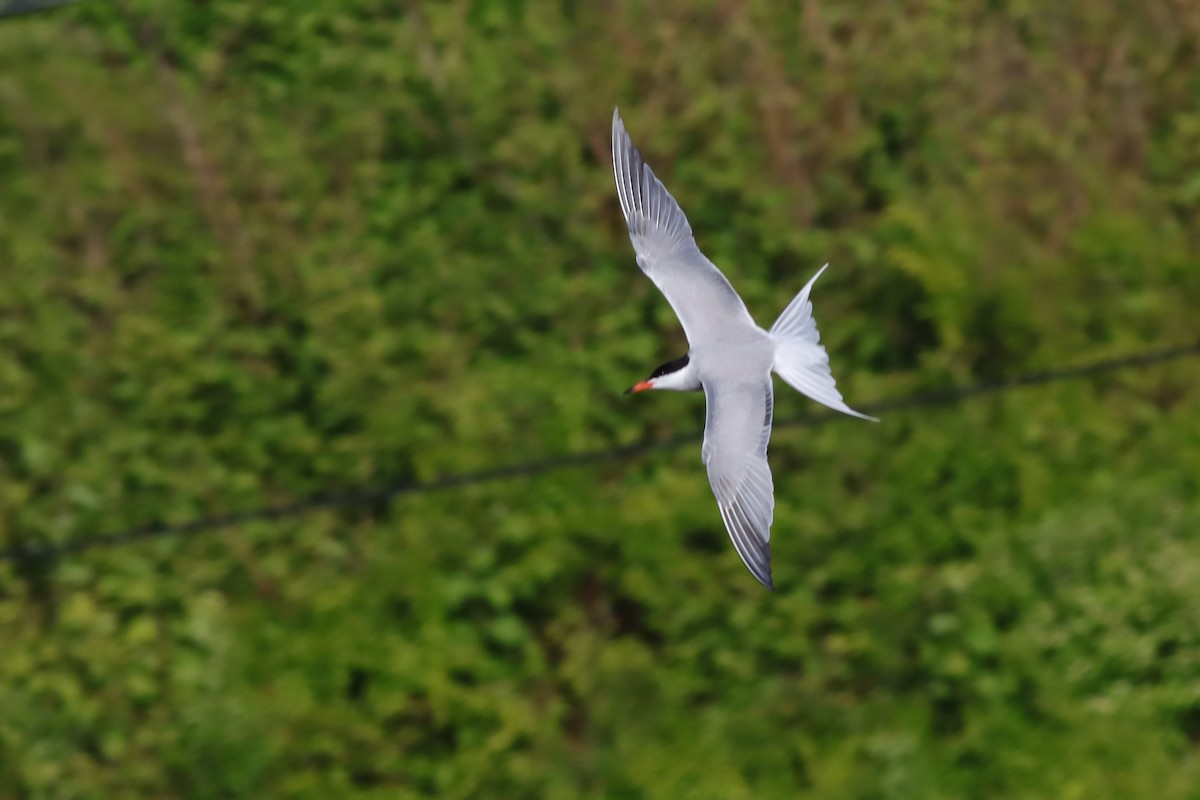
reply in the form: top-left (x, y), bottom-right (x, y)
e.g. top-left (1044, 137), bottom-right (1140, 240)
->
top-left (2, 0), bottom-right (1199, 797)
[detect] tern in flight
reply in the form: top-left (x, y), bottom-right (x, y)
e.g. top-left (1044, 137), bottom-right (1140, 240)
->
top-left (612, 108), bottom-right (876, 589)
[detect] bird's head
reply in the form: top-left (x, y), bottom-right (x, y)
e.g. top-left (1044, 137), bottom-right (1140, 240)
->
top-left (625, 354), bottom-right (699, 394)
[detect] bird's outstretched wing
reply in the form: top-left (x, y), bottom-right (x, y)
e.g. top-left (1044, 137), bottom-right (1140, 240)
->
top-left (702, 378), bottom-right (777, 589)
top-left (612, 108), bottom-right (757, 346)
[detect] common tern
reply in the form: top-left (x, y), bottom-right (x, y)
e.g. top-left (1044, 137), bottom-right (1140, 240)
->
top-left (612, 108), bottom-right (876, 589)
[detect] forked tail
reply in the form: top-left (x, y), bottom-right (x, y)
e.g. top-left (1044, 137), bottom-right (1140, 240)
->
top-left (769, 264), bottom-right (878, 422)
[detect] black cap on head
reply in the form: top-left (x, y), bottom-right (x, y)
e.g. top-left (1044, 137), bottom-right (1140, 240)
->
top-left (648, 354), bottom-right (690, 380)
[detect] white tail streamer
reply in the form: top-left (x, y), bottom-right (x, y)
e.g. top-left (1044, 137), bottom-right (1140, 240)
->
top-left (770, 265), bottom-right (878, 422)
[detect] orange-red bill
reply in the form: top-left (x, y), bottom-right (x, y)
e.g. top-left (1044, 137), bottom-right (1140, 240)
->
top-left (626, 380), bottom-right (654, 394)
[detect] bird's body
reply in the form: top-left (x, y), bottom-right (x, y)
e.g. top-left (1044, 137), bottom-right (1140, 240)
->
top-left (612, 108), bottom-right (875, 589)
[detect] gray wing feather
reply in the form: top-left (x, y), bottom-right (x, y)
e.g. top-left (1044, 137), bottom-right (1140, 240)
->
top-left (612, 109), bottom-right (756, 345)
top-left (702, 379), bottom-right (777, 589)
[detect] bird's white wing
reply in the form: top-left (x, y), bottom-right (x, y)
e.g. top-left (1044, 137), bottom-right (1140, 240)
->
top-left (702, 379), bottom-right (777, 589)
top-left (612, 109), bottom-right (757, 346)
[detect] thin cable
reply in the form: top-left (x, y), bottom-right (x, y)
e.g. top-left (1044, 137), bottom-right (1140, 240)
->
top-left (2, 339), bottom-right (1197, 565)
top-left (0, 0), bottom-right (77, 19)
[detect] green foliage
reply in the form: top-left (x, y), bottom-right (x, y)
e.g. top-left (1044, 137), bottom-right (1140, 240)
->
top-left (1, 1), bottom-right (1199, 797)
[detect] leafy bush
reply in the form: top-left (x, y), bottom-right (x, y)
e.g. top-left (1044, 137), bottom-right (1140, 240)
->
top-left (1, 1), bottom-right (1198, 797)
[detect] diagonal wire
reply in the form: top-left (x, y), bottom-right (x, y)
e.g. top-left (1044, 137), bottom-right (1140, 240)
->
top-left (1, 338), bottom-right (1197, 566)
top-left (0, 0), bottom-right (78, 19)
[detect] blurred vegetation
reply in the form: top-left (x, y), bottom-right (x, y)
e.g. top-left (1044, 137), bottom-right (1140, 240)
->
top-left (2, 0), bottom-right (1199, 797)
